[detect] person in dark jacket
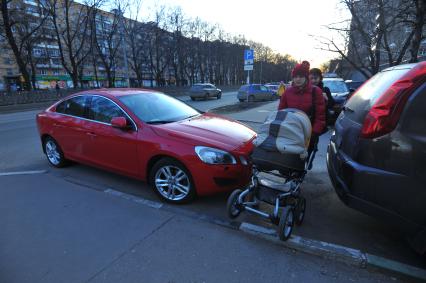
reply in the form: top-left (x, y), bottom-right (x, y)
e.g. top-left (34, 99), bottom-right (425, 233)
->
top-left (309, 68), bottom-right (335, 129)
top-left (278, 61), bottom-right (326, 154)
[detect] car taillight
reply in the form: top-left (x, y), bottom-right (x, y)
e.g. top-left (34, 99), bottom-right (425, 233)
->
top-left (361, 62), bottom-right (426, 139)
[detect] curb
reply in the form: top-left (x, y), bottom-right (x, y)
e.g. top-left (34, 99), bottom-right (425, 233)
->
top-left (101, 188), bottom-right (426, 281)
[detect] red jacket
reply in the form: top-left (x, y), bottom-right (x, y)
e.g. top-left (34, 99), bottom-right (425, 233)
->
top-left (278, 83), bottom-right (326, 135)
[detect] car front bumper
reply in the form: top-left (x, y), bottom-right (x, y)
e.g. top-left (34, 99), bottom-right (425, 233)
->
top-left (186, 158), bottom-right (252, 196)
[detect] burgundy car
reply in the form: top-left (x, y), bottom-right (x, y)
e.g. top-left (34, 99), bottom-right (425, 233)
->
top-left (36, 89), bottom-right (256, 203)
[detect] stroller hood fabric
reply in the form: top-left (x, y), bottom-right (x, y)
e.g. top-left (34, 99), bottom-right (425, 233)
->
top-left (253, 109), bottom-right (312, 157)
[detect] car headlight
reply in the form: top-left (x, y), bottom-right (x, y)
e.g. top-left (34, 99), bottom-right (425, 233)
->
top-left (195, 146), bottom-right (236, 165)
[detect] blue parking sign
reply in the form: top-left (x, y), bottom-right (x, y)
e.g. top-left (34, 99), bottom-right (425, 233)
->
top-left (244, 49), bottom-right (254, 60)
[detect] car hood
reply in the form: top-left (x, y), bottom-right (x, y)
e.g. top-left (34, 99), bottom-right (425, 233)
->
top-left (150, 113), bottom-right (256, 152)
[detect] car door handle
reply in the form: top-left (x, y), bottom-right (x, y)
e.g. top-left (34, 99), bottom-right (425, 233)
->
top-left (86, 132), bottom-right (97, 137)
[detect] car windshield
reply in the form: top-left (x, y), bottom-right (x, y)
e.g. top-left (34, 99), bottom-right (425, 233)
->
top-left (323, 80), bottom-right (349, 93)
top-left (119, 92), bottom-right (200, 124)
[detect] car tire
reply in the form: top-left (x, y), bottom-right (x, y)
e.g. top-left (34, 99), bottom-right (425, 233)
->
top-left (278, 206), bottom-right (294, 241)
top-left (217, 92), bottom-right (222, 99)
top-left (43, 136), bottom-right (68, 168)
top-left (204, 93), bottom-right (209, 100)
top-left (238, 99), bottom-right (244, 102)
top-left (190, 97), bottom-right (196, 101)
top-left (226, 189), bottom-right (243, 219)
top-left (149, 158), bottom-right (196, 204)
top-left (248, 95), bottom-right (255, 103)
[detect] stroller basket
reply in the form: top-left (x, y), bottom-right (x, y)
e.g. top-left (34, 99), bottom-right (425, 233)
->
top-left (251, 147), bottom-right (306, 173)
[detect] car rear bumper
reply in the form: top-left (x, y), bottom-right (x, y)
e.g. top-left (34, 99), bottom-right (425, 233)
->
top-left (326, 140), bottom-right (423, 234)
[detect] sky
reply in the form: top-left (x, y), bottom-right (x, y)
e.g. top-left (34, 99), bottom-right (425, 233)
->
top-left (137, 0), bottom-right (351, 67)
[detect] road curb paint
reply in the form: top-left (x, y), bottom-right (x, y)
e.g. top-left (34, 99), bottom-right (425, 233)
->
top-left (0, 170), bottom-right (47, 176)
top-left (101, 188), bottom-right (425, 281)
top-left (240, 222), bottom-right (366, 268)
top-left (366, 253), bottom-right (426, 281)
top-left (240, 222), bottom-right (276, 236)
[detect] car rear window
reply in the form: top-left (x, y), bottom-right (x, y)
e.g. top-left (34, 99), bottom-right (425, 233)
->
top-left (345, 67), bottom-right (412, 123)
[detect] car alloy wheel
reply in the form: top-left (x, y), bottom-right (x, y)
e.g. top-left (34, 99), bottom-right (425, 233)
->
top-left (150, 158), bottom-right (195, 203)
top-left (44, 137), bottom-right (67, 167)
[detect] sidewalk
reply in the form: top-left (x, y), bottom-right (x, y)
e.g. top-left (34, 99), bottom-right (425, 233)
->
top-left (0, 172), bottom-right (404, 283)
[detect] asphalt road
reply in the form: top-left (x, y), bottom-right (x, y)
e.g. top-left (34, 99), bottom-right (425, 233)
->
top-left (0, 97), bottom-right (424, 282)
top-left (1, 172), bottom-right (399, 283)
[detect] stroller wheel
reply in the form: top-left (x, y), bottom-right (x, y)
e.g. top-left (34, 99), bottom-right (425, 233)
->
top-left (295, 197), bottom-right (306, 226)
top-left (278, 206), bottom-right (294, 241)
top-left (226, 189), bottom-right (243, 219)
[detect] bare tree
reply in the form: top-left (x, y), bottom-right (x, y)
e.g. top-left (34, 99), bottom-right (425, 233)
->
top-left (166, 6), bottom-right (187, 86)
top-left (147, 7), bottom-right (171, 86)
top-left (1, 0), bottom-right (49, 90)
top-left (317, 0), bottom-right (425, 79)
top-left (123, 0), bottom-right (148, 87)
top-left (91, 0), bottom-right (125, 87)
top-left (47, 0), bottom-right (94, 88)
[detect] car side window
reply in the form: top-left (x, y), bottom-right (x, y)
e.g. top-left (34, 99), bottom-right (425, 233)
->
top-left (260, 86), bottom-right (268, 91)
top-left (89, 96), bottom-right (125, 124)
top-left (253, 85), bottom-right (260, 91)
top-left (56, 96), bottom-right (88, 118)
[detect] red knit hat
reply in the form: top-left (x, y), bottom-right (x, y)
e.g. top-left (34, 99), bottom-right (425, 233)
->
top-left (292, 61), bottom-right (310, 79)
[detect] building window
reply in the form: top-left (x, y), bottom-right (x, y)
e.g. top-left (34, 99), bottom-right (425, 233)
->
top-left (419, 48), bottom-right (426, 57)
top-left (51, 58), bottom-right (61, 65)
top-left (52, 70), bottom-right (61, 75)
top-left (37, 69), bottom-right (47, 75)
top-left (33, 48), bottom-right (46, 57)
top-left (48, 49), bottom-right (60, 57)
top-left (7, 69), bottom-right (13, 76)
top-left (3, 58), bottom-right (11, 65)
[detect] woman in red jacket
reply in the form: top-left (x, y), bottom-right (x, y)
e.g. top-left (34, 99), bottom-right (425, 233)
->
top-left (278, 61), bottom-right (326, 153)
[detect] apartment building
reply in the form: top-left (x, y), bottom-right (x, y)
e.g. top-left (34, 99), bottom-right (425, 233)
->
top-left (0, 0), bottom-right (151, 91)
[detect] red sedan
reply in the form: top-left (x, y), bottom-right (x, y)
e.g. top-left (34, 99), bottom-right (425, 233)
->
top-left (36, 89), bottom-right (256, 203)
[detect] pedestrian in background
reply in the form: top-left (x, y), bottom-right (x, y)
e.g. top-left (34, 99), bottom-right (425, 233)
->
top-left (309, 68), bottom-right (335, 128)
top-left (55, 81), bottom-right (60, 96)
top-left (277, 81), bottom-right (286, 97)
top-left (278, 61), bottom-right (325, 154)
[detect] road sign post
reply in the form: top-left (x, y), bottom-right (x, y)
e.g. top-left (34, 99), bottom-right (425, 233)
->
top-left (244, 49), bottom-right (254, 102)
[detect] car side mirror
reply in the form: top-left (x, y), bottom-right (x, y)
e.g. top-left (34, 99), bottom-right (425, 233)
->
top-left (111, 117), bottom-right (129, 129)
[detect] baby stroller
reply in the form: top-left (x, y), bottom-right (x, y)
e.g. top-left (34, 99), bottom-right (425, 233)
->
top-left (226, 108), bottom-right (317, 241)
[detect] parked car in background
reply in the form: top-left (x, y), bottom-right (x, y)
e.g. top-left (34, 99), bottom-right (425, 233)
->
top-left (327, 62), bottom-right (426, 254)
top-left (189, 83), bottom-right (222, 100)
top-left (264, 83), bottom-right (279, 95)
top-left (36, 89), bottom-right (256, 204)
top-left (345, 80), bottom-right (365, 92)
top-left (237, 84), bottom-right (276, 102)
top-left (323, 77), bottom-right (350, 115)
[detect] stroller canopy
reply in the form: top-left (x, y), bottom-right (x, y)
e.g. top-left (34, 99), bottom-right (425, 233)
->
top-left (253, 108), bottom-right (312, 157)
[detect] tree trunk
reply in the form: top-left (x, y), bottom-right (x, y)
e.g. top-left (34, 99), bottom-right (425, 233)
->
top-left (1, 1), bottom-right (32, 90)
top-left (409, 0), bottom-right (426, 63)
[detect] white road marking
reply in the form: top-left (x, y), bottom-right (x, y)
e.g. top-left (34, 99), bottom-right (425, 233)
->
top-left (0, 170), bottom-right (47, 176)
top-left (104, 188), bottom-right (163, 209)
